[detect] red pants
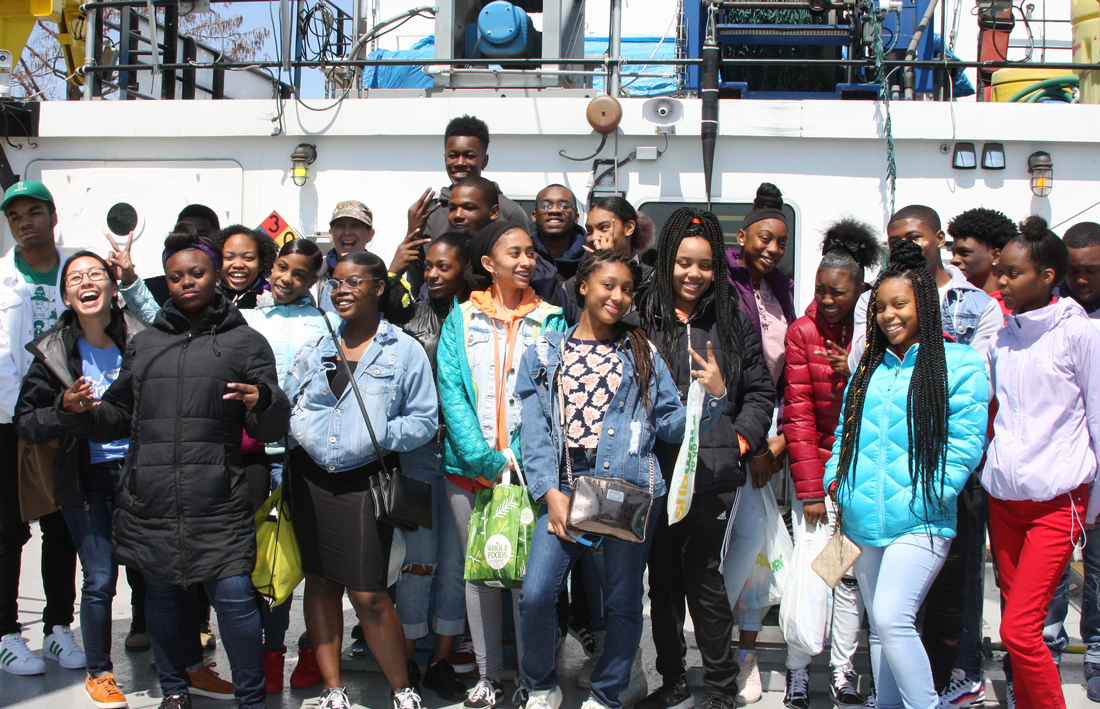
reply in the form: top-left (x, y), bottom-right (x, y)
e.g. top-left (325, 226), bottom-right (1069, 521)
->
top-left (989, 485), bottom-right (1088, 709)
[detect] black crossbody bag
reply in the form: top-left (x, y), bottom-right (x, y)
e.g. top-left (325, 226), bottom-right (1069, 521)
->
top-left (318, 310), bottom-right (433, 531)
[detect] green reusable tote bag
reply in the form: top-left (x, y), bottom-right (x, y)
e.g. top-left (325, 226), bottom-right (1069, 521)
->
top-left (464, 465), bottom-right (541, 589)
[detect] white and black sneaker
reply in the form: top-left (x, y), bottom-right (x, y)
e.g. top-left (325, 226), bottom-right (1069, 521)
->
top-left (43, 625), bottom-right (85, 669)
top-left (464, 678), bottom-right (504, 709)
top-left (394, 686), bottom-right (423, 709)
top-left (831, 665), bottom-right (865, 708)
top-left (0, 632), bottom-right (45, 675)
top-left (637, 678), bottom-right (694, 709)
top-left (937, 668), bottom-right (985, 707)
top-left (319, 686), bottom-right (352, 709)
top-left (784, 669), bottom-right (810, 709)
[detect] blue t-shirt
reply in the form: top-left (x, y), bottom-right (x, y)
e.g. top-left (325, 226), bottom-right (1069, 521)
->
top-left (77, 337), bottom-right (129, 464)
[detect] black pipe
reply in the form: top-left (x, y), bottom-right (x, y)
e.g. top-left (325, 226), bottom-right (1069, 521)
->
top-left (701, 40), bottom-right (719, 209)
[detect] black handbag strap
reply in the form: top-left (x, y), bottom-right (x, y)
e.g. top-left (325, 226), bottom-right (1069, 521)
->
top-left (315, 307), bottom-right (391, 477)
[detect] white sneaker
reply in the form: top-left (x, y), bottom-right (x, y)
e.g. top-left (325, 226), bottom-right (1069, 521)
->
top-left (581, 696), bottom-right (612, 709)
top-left (735, 653), bottom-right (761, 705)
top-left (0, 632), bottom-right (45, 675)
top-left (319, 686), bottom-right (352, 709)
top-left (394, 687), bottom-right (423, 709)
top-left (937, 668), bottom-right (986, 707)
top-left (526, 686), bottom-right (562, 709)
top-left (43, 625), bottom-right (85, 669)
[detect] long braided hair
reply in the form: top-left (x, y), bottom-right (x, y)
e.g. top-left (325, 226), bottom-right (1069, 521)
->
top-left (573, 249), bottom-right (656, 409)
top-left (834, 238), bottom-right (950, 521)
top-left (637, 207), bottom-right (743, 387)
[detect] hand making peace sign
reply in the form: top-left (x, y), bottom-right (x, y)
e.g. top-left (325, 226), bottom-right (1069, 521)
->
top-left (104, 231), bottom-right (138, 287)
top-left (689, 342), bottom-right (726, 398)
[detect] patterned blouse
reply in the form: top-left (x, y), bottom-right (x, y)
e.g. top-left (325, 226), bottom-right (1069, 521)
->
top-left (562, 337), bottom-right (624, 449)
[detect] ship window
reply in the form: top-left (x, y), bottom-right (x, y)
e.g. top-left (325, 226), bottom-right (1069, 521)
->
top-left (639, 201), bottom-right (797, 280)
top-left (106, 202), bottom-right (139, 237)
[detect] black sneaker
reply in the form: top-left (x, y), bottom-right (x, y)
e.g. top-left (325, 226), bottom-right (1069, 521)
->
top-left (830, 666), bottom-right (864, 708)
top-left (407, 659), bottom-right (422, 690)
top-left (637, 678), bottom-right (695, 709)
top-left (784, 669), bottom-right (810, 709)
top-left (424, 658), bottom-right (468, 702)
top-left (159, 695), bottom-right (193, 709)
top-left (701, 693), bottom-right (736, 709)
top-left (464, 678), bottom-right (504, 709)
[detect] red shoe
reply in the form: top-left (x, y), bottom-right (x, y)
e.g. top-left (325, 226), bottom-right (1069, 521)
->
top-left (263, 650), bottom-right (284, 693)
top-left (290, 645), bottom-right (322, 688)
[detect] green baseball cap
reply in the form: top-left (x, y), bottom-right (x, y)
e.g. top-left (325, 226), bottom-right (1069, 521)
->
top-left (1, 180), bottom-right (54, 213)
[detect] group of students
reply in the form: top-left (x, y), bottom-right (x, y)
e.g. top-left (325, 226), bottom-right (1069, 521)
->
top-left (0, 111), bottom-right (1097, 709)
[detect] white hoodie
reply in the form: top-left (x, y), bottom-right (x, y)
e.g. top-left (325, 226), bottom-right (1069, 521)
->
top-left (983, 298), bottom-right (1100, 523)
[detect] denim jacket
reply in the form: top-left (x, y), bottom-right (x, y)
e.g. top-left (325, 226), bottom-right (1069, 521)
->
top-left (283, 318), bottom-right (438, 472)
top-left (514, 326), bottom-right (728, 503)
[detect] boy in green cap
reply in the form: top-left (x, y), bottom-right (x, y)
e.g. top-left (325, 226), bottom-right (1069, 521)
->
top-left (0, 180), bottom-right (82, 677)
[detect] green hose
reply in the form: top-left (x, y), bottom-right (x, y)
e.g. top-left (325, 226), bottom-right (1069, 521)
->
top-left (1006, 76), bottom-right (1080, 103)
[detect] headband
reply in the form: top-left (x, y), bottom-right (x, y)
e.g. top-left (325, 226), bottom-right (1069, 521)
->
top-left (741, 208), bottom-right (787, 231)
top-left (162, 243), bottom-right (222, 271)
top-left (470, 220), bottom-right (528, 278)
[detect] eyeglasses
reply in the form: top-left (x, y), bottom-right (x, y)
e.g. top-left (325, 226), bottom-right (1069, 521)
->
top-left (64, 268), bottom-right (110, 287)
top-left (325, 275), bottom-right (379, 292)
top-left (536, 200), bottom-right (576, 213)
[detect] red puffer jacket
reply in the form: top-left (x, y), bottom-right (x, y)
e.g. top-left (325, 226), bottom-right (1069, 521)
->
top-left (783, 301), bottom-right (854, 500)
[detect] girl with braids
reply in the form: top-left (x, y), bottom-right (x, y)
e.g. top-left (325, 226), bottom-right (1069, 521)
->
top-left (781, 218), bottom-right (883, 709)
top-left (724, 182), bottom-right (795, 703)
top-left (633, 208), bottom-right (774, 709)
top-left (821, 239), bottom-right (989, 709)
top-left (983, 216), bottom-right (1100, 709)
top-left (436, 221), bottom-right (566, 709)
top-left (515, 249), bottom-right (729, 709)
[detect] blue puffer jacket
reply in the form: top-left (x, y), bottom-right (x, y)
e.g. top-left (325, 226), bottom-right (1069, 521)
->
top-left (822, 341), bottom-right (990, 547)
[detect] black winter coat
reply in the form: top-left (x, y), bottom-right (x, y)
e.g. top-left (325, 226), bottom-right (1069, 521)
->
top-left (58, 293), bottom-right (290, 586)
top-left (642, 290), bottom-right (775, 492)
top-left (15, 309), bottom-right (148, 508)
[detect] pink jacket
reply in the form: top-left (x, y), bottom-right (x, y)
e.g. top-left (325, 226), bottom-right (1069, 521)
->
top-left (983, 298), bottom-right (1100, 523)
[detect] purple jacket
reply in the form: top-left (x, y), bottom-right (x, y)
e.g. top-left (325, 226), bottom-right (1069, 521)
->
top-left (983, 298), bottom-right (1100, 523)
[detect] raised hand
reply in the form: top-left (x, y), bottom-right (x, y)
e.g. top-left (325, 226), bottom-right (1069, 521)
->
top-left (61, 376), bottom-right (100, 413)
top-left (406, 188), bottom-right (440, 238)
top-left (105, 231), bottom-right (138, 286)
top-left (223, 382), bottom-right (260, 411)
top-left (388, 227), bottom-right (432, 277)
top-left (689, 342), bottom-right (726, 398)
top-left (814, 340), bottom-right (851, 378)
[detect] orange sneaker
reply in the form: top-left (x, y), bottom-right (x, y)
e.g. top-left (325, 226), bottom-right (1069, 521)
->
top-left (187, 662), bottom-right (235, 700)
top-left (86, 673), bottom-right (129, 709)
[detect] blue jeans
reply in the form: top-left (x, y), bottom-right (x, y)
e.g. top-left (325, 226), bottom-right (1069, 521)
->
top-left (855, 534), bottom-right (950, 709)
top-left (146, 574), bottom-right (265, 708)
top-left (519, 448), bottom-right (660, 709)
top-left (60, 461), bottom-right (122, 677)
top-left (721, 483), bottom-right (769, 632)
top-left (396, 442), bottom-right (466, 639)
top-left (1043, 524), bottom-right (1100, 665)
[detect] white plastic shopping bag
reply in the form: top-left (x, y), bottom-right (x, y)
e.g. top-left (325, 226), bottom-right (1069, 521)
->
top-left (739, 483), bottom-right (793, 609)
top-left (780, 512), bottom-right (834, 656)
top-left (667, 381), bottom-right (705, 523)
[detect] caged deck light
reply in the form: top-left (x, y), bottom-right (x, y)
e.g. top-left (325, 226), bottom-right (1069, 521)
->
top-left (290, 143), bottom-right (317, 187)
top-left (1028, 151), bottom-right (1053, 197)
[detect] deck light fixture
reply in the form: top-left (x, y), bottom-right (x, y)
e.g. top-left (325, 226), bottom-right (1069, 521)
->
top-left (1028, 151), bottom-right (1053, 197)
top-left (290, 143), bottom-right (317, 187)
top-left (981, 143), bottom-right (1005, 170)
top-left (952, 142), bottom-right (977, 169)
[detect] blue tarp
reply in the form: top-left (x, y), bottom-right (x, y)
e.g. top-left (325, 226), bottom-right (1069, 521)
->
top-left (360, 35), bottom-right (679, 95)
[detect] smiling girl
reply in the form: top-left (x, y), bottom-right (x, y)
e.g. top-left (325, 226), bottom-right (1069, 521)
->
top-left (634, 208), bottom-right (773, 709)
top-left (823, 239), bottom-right (989, 709)
top-left (16, 252), bottom-right (148, 708)
top-left (515, 249), bottom-right (729, 709)
top-left (436, 221), bottom-right (566, 709)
